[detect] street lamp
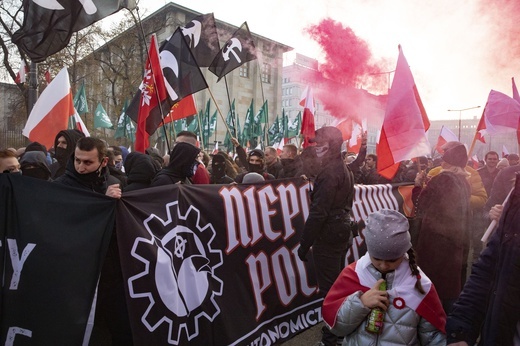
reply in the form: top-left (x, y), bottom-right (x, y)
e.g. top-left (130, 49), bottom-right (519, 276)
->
top-left (447, 106), bottom-right (481, 141)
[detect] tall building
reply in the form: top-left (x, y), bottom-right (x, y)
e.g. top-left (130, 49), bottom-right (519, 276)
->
top-left (74, 2), bottom-right (291, 151)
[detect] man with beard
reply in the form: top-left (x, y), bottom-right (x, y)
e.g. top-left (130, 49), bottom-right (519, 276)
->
top-left (49, 129), bottom-right (85, 179)
top-left (297, 126), bottom-right (355, 346)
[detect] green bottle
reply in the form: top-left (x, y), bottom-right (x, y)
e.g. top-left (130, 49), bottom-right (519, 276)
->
top-left (365, 279), bottom-right (387, 334)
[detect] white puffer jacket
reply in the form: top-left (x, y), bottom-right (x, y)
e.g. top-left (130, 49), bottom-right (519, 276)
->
top-left (329, 257), bottom-right (446, 346)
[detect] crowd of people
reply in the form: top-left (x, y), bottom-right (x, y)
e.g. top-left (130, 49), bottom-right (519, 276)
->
top-left (1, 127), bottom-right (519, 346)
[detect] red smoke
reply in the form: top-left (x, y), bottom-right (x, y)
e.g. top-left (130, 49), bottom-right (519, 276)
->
top-left (477, 0), bottom-right (520, 70)
top-left (304, 18), bottom-right (391, 125)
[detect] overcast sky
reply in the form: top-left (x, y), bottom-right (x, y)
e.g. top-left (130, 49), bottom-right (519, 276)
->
top-left (122, 0), bottom-right (520, 121)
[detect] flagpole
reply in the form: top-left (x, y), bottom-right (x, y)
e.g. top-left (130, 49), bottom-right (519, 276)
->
top-left (197, 111), bottom-right (204, 150)
top-left (133, 8), bottom-right (171, 154)
top-left (223, 76), bottom-right (236, 138)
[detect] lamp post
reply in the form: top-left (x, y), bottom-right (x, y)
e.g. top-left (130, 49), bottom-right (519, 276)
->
top-left (447, 106), bottom-right (481, 141)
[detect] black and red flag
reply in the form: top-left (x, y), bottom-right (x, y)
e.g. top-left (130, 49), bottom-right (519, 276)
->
top-left (12, 0), bottom-right (135, 62)
top-left (127, 28), bottom-right (208, 140)
top-left (208, 22), bottom-right (257, 82)
top-left (180, 13), bottom-right (220, 67)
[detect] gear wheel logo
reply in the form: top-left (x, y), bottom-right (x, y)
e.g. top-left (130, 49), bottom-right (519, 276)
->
top-left (128, 202), bottom-right (223, 345)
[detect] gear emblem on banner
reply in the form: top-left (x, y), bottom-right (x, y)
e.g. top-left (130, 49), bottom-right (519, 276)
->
top-left (128, 202), bottom-right (224, 345)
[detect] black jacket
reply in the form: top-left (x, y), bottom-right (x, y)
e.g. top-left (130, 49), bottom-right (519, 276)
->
top-left (151, 142), bottom-right (200, 186)
top-left (54, 157), bottom-right (120, 193)
top-left (299, 152), bottom-right (355, 250)
top-left (447, 175), bottom-right (520, 346)
top-left (123, 152), bottom-right (158, 192)
top-left (49, 129), bottom-right (85, 179)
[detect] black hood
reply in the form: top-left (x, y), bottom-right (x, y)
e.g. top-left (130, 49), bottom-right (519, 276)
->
top-left (125, 152), bottom-right (158, 184)
top-left (155, 142), bottom-right (201, 180)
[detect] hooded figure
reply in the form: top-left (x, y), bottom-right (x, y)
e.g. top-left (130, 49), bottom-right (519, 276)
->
top-left (151, 142), bottom-right (201, 186)
top-left (20, 151), bottom-right (52, 180)
top-left (123, 152), bottom-right (159, 192)
top-left (297, 126), bottom-right (356, 346)
top-left (49, 129), bottom-right (85, 179)
top-left (210, 153), bottom-right (234, 184)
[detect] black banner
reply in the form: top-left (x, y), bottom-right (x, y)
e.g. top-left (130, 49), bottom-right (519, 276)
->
top-left (116, 180), bottom-right (413, 345)
top-left (0, 174), bottom-right (115, 345)
top-left (0, 175), bottom-right (412, 345)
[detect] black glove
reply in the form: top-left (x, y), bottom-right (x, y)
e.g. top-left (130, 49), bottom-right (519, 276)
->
top-left (297, 244), bottom-right (309, 262)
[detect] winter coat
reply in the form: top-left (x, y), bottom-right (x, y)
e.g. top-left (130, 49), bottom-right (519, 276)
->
top-left (323, 254), bottom-right (446, 346)
top-left (123, 152), bottom-right (158, 192)
top-left (299, 152), bottom-right (354, 253)
top-left (279, 158), bottom-right (303, 178)
top-left (428, 165), bottom-right (487, 210)
top-left (49, 129), bottom-right (85, 179)
top-left (151, 142), bottom-right (200, 186)
top-left (413, 171), bottom-right (471, 301)
top-left (446, 175), bottom-right (520, 346)
top-left (53, 156), bottom-right (120, 194)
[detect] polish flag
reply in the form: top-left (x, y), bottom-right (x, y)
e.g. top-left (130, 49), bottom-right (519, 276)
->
top-left (477, 90), bottom-right (520, 140)
top-left (377, 46), bottom-right (431, 179)
top-left (434, 126), bottom-right (459, 153)
top-left (73, 112), bottom-right (90, 137)
top-left (274, 137), bottom-right (285, 154)
top-left (299, 85), bottom-right (316, 148)
top-left (470, 154), bottom-right (479, 169)
top-left (15, 60), bottom-right (27, 84)
top-left (22, 67), bottom-right (76, 149)
top-left (502, 144), bottom-right (509, 158)
top-left (212, 142), bottom-right (219, 155)
top-left (347, 122), bottom-right (363, 154)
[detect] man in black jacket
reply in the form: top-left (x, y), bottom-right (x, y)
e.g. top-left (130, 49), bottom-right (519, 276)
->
top-left (54, 137), bottom-right (128, 344)
top-left (297, 126), bottom-right (355, 346)
top-left (49, 129), bottom-right (85, 179)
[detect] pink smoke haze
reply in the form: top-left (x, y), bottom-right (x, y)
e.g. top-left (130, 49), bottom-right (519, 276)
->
top-left (304, 18), bottom-right (390, 124)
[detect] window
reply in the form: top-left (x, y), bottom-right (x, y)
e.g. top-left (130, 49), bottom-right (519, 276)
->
top-left (239, 63), bottom-right (249, 78)
top-left (261, 63), bottom-right (271, 83)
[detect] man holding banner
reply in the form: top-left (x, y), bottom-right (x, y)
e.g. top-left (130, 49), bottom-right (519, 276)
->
top-left (297, 126), bottom-right (356, 346)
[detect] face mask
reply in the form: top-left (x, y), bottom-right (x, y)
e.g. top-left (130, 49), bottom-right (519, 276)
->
top-left (187, 161), bottom-right (199, 178)
top-left (115, 161), bottom-right (123, 170)
top-left (315, 143), bottom-right (330, 158)
top-left (54, 147), bottom-right (69, 163)
top-left (212, 162), bottom-right (226, 178)
top-left (248, 163), bottom-right (263, 173)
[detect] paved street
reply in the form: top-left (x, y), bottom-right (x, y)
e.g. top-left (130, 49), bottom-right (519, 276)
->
top-left (280, 322), bottom-right (323, 345)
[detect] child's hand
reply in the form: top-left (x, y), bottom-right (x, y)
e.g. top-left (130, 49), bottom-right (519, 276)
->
top-left (360, 279), bottom-right (389, 310)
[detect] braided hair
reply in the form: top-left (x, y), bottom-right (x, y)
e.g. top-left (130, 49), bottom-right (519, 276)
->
top-left (407, 247), bottom-right (425, 294)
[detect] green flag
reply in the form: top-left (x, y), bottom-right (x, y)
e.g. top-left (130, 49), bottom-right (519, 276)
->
top-left (252, 100), bottom-right (268, 137)
top-left (202, 100), bottom-right (217, 143)
top-left (186, 113), bottom-right (199, 134)
top-left (240, 99), bottom-right (254, 146)
top-left (287, 111), bottom-right (301, 138)
top-left (268, 115), bottom-right (280, 145)
top-left (224, 100), bottom-right (236, 151)
top-left (114, 100), bottom-right (135, 142)
top-left (173, 118), bottom-right (185, 134)
top-left (281, 108), bottom-right (289, 139)
top-left (94, 102), bottom-right (113, 129)
top-left (73, 83), bottom-right (89, 115)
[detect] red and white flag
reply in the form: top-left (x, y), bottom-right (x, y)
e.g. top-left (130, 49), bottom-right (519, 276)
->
top-left (502, 144), bottom-right (509, 158)
top-left (470, 154), bottom-right (479, 169)
top-left (44, 70), bottom-right (52, 84)
top-left (212, 142), bottom-right (219, 155)
top-left (299, 85), bottom-right (316, 148)
top-left (22, 67), bottom-right (76, 148)
top-left (477, 90), bottom-right (520, 140)
top-left (15, 59), bottom-right (27, 84)
top-left (72, 112), bottom-right (90, 137)
top-left (435, 126), bottom-right (459, 153)
top-left (377, 46), bottom-right (431, 179)
top-left (135, 34), bottom-right (168, 153)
